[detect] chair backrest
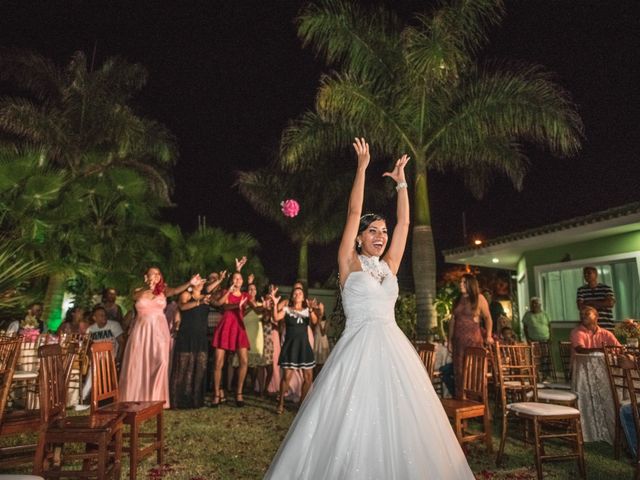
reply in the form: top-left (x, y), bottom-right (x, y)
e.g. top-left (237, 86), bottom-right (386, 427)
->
top-left (603, 345), bottom-right (629, 412)
top-left (90, 341), bottom-right (119, 411)
top-left (494, 343), bottom-right (538, 405)
top-left (616, 354), bottom-right (640, 461)
top-left (0, 336), bottom-right (22, 423)
top-left (531, 340), bottom-right (556, 382)
top-left (62, 342), bottom-right (79, 386)
top-left (461, 347), bottom-right (488, 403)
top-left (414, 341), bottom-right (437, 379)
top-left (558, 341), bottom-right (573, 381)
top-left (38, 344), bottom-right (67, 423)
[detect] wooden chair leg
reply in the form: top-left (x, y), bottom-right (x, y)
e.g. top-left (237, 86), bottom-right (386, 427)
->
top-left (32, 431), bottom-right (46, 475)
top-left (483, 411), bottom-right (493, 453)
top-left (496, 412), bottom-right (509, 466)
top-left (130, 421), bottom-right (139, 480)
top-left (454, 414), bottom-right (463, 445)
top-left (614, 417), bottom-right (622, 459)
top-left (533, 418), bottom-right (544, 480)
top-left (157, 411), bottom-right (164, 465)
top-left (114, 426), bottom-right (123, 480)
top-left (574, 418), bottom-right (586, 479)
top-left (97, 435), bottom-right (108, 480)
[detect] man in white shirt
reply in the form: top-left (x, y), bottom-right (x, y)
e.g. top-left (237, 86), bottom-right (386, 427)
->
top-left (80, 306), bottom-right (124, 407)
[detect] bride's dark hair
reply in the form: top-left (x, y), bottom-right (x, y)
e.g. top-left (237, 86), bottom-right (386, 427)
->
top-left (355, 213), bottom-right (386, 253)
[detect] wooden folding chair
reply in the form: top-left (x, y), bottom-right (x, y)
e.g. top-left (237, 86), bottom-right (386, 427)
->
top-left (603, 345), bottom-right (629, 459)
top-left (60, 333), bottom-right (90, 406)
top-left (616, 354), bottom-right (640, 480)
top-left (91, 341), bottom-right (164, 480)
top-left (0, 336), bottom-right (22, 423)
top-left (558, 341), bottom-right (573, 382)
top-left (33, 344), bottom-right (124, 479)
top-left (441, 347), bottom-right (492, 451)
top-left (495, 343), bottom-right (585, 480)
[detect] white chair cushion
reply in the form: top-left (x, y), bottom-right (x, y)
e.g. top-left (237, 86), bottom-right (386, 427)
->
top-left (12, 370), bottom-right (38, 380)
top-left (544, 382), bottom-right (572, 390)
top-left (508, 402), bottom-right (579, 416)
top-left (526, 390), bottom-right (577, 402)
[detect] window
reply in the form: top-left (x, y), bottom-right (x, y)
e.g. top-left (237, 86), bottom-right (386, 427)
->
top-left (537, 257), bottom-right (640, 322)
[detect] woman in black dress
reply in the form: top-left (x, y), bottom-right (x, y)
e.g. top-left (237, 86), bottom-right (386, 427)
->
top-left (269, 286), bottom-right (320, 414)
top-left (170, 279), bottom-right (210, 408)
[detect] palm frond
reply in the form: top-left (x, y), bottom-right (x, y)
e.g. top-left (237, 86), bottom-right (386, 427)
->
top-left (297, 0), bottom-right (402, 82)
top-left (428, 62), bottom-right (583, 163)
top-left (280, 110), bottom-right (354, 168)
top-left (316, 73), bottom-right (414, 156)
top-left (0, 48), bottom-right (63, 101)
top-left (0, 241), bottom-right (47, 310)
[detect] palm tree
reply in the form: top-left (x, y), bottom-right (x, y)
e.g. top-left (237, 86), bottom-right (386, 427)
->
top-left (282, 0), bottom-right (583, 336)
top-left (0, 49), bottom-right (177, 204)
top-left (237, 161), bottom-right (353, 286)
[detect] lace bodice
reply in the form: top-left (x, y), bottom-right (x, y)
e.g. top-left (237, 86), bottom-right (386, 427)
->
top-left (342, 258), bottom-right (398, 330)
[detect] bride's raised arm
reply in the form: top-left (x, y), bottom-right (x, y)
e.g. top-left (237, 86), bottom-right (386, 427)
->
top-left (338, 138), bottom-right (370, 285)
top-left (382, 154), bottom-right (410, 275)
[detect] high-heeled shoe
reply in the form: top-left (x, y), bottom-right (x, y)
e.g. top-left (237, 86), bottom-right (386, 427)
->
top-left (235, 394), bottom-right (245, 408)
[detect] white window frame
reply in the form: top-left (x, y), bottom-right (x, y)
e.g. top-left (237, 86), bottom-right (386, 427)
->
top-left (534, 251), bottom-right (640, 321)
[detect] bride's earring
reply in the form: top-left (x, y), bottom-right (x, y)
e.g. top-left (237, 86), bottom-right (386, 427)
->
top-left (357, 240), bottom-right (362, 248)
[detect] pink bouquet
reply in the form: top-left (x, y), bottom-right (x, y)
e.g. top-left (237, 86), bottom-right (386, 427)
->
top-left (281, 199), bottom-right (300, 218)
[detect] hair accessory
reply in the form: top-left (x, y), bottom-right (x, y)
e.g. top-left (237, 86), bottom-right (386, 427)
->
top-left (395, 182), bottom-right (408, 191)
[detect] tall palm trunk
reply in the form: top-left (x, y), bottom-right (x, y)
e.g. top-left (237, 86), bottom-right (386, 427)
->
top-left (412, 162), bottom-right (437, 339)
top-left (297, 238), bottom-right (309, 287)
top-left (42, 272), bottom-right (66, 332)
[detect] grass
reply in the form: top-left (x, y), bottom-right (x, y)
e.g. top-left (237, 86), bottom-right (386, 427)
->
top-left (1, 395), bottom-right (635, 479)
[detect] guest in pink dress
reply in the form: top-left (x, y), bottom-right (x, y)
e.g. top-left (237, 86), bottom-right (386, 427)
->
top-left (119, 267), bottom-right (202, 408)
top-left (211, 265), bottom-right (251, 408)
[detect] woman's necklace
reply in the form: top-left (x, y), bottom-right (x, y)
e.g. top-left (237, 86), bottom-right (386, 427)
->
top-left (358, 254), bottom-right (388, 284)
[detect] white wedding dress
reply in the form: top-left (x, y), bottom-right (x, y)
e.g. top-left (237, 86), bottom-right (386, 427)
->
top-left (264, 257), bottom-right (475, 479)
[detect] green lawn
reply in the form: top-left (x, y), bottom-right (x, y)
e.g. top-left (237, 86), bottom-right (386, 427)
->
top-left (1, 395), bottom-right (635, 479)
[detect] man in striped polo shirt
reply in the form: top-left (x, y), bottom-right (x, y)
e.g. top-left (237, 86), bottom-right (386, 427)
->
top-left (576, 266), bottom-right (616, 329)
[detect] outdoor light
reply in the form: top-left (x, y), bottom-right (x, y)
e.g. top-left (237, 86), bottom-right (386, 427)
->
top-left (473, 239), bottom-right (483, 246)
top-left (492, 258), bottom-right (500, 264)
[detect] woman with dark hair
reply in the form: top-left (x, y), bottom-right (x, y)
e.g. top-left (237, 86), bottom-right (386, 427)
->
top-left (211, 262), bottom-right (251, 407)
top-left (269, 286), bottom-right (319, 414)
top-left (58, 306), bottom-right (85, 335)
top-left (448, 273), bottom-right (493, 399)
top-left (265, 138), bottom-right (474, 479)
top-left (170, 279), bottom-right (210, 409)
top-left (119, 267), bottom-right (201, 408)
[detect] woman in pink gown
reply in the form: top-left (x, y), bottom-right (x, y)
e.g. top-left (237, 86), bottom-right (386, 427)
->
top-left (119, 267), bottom-right (202, 408)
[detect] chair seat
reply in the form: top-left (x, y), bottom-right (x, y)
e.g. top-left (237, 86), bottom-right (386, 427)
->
top-left (508, 401), bottom-right (579, 416)
top-left (544, 382), bottom-right (572, 390)
top-left (441, 398), bottom-right (484, 415)
top-left (0, 409), bottom-right (40, 435)
top-left (47, 413), bottom-right (124, 433)
top-left (528, 389), bottom-right (577, 402)
top-left (12, 370), bottom-right (38, 380)
top-left (95, 400), bottom-right (164, 415)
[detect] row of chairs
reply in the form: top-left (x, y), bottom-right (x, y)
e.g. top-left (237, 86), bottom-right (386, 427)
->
top-left (413, 341), bottom-right (585, 480)
top-left (0, 336), bottom-right (163, 479)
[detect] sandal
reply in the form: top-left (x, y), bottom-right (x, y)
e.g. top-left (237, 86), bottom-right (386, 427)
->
top-left (235, 393), bottom-right (245, 408)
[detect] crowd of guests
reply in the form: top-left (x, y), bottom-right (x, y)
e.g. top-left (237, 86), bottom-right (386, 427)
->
top-left (445, 265), bottom-right (620, 399)
top-left (3, 259), bottom-right (333, 413)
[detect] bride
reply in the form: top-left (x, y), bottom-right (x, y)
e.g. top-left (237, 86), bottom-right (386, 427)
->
top-left (264, 138), bottom-right (474, 479)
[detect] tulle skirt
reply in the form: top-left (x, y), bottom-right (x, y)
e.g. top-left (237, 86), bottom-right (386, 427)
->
top-left (264, 318), bottom-right (474, 479)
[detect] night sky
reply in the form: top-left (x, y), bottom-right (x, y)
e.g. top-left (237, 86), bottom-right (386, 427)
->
top-left (1, 1), bottom-right (638, 285)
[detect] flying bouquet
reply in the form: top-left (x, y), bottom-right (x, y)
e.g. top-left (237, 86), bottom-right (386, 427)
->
top-left (281, 199), bottom-right (300, 218)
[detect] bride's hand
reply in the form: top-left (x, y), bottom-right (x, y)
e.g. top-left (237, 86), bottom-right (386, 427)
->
top-left (383, 154), bottom-right (410, 184)
top-left (353, 137), bottom-right (370, 170)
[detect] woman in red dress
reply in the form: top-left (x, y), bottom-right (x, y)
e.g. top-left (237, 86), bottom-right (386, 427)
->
top-left (448, 273), bottom-right (493, 399)
top-left (211, 268), bottom-right (251, 407)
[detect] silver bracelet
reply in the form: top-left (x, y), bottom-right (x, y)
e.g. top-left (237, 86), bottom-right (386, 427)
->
top-left (395, 182), bottom-right (408, 191)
